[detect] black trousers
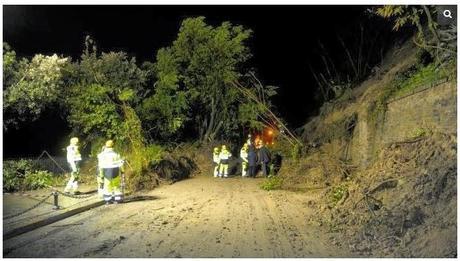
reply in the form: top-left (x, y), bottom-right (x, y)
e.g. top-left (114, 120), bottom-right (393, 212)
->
top-left (248, 165), bottom-right (257, 178)
top-left (261, 163), bottom-right (269, 177)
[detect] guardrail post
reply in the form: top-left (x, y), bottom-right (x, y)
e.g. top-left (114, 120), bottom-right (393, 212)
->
top-left (52, 191), bottom-right (60, 210)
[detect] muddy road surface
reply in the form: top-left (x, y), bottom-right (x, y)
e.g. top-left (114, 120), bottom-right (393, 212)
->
top-left (4, 175), bottom-right (351, 257)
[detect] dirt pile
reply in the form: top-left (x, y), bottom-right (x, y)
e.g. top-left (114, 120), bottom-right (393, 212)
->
top-left (154, 155), bottom-right (197, 183)
top-left (279, 147), bottom-right (354, 192)
top-left (307, 132), bottom-right (456, 257)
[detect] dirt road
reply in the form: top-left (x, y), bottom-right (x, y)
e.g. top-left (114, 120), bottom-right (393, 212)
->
top-left (4, 175), bottom-right (351, 257)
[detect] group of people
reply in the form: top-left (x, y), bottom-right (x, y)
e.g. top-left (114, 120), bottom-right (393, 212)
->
top-left (212, 134), bottom-right (272, 178)
top-left (65, 137), bottom-right (125, 204)
top-left (64, 134), bottom-right (272, 203)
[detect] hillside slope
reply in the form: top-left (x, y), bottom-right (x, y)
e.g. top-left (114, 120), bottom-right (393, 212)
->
top-left (278, 39), bottom-right (457, 257)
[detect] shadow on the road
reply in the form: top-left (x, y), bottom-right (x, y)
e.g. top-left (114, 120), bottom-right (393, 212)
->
top-left (123, 195), bottom-right (160, 203)
top-left (76, 190), bottom-right (98, 195)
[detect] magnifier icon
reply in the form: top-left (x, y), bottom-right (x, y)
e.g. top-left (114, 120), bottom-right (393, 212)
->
top-left (443, 9), bottom-right (453, 18)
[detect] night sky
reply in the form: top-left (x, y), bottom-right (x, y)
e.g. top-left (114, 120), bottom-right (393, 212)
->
top-left (3, 5), bottom-right (396, 157)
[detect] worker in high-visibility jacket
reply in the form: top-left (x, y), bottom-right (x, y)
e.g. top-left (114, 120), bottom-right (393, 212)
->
top-left (219, 145), bottom-right (232, 178)
top-left (213, 147), bottom-right (220, 177)
top-left (98, 140), bottom-right (124, 204)
top-left (65, 137), bottom-right (82, 194)
top-left (247, 134), bottom-right (252, 146)
top-left (96, 145), bottom-right (107, 197)
top-left (240, 143), bottom-right (249, 177)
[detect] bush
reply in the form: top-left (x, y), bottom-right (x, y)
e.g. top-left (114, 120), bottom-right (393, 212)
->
top-left (260, 175), bottom-right (283, 191)
top-left (3, 159), bottom-right (36, 192)
top-left (329, 184), bottom-right (348, 206)
top-left (3, 159), bottom-right (55, 191)
top-left (291, 143), bottom-right (302, 160)
top-left (126, 143), bottom-right (164, 191)
top-left (410, 127), bottom-right (427, 139)
top-left (23, 170), bottom-right (53, 190)
top-left (144, 144), bottom-right (164, 167)
top-left (4, 167), bottom-right (24, 192)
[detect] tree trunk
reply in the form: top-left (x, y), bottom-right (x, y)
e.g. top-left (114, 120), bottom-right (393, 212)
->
top-left (203, 97), bottom-right (217, 142)
top-left (422, 5), bottom-right (440, 45)
top-left (412, 7), bottom-right (427, 47)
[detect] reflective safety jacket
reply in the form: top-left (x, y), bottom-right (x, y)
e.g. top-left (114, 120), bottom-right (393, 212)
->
top-left (66, 144), bottom-right (82, 163)
top-left (98, 148), bottom-right (124, 169)
top-left (213, 152), bottom-right (220, 164)
top-left (240, 148), bottom-right (248, 163)
top-left (219, 150), bottom-right (232, 164)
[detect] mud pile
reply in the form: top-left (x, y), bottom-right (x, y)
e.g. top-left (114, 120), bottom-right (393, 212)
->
top-left (309, 132), bottom-right (456, 257)
top-left (154, 155), bottom-right (197, 183)
top-left (280, 148), bottom-right (353, 191)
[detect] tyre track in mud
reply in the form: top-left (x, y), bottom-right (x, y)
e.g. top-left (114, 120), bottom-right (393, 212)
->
top-left (4, 175), bottom-right (351, 257)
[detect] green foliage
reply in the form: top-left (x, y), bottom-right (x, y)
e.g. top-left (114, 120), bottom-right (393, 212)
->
top-left (65, 37), bottom-right (166, 191)
top-left (368, 61), bottom-right (452, 129)
top-left (3, 170), bottom-right (23, 192)
top-left (23, 170), bottom-right (53, 190)
top-left (374, 5), bottom-right (441, 59)
top-left (125, 143), bottom-right (164, 191)
top-left (77, 36), bottom-right (147, 98)
top-left (291, 143), bottom-right (302, 160)
top-left (3, 159), bottom-right (35, 192)
top-left (237, 83), bottom-right (278, 132)
top-left (138, 48), bottom-right (188, 138)
top-left (237, 103), bottom-right (265, 130)
top-left (3, 43), bottom-right (25, 89)
top-left (3, 159), bottom-right (53, 192)
top-left (67, 83), bottom-right (122, 139)
top-left (410, 127), bottom-right (427, 139)
top-left (3, 44), bottom-right (70, 129)
top-left (391, 63), bottom-right (450, 98)
top-left (121, 105), bottom-right (150, 170)
top-left (66, 37), bottom-right (148, 146)
top-left (375, 6), bottom-right (423, 31)
top-left (260, 175), bottom-right (283, 191)
top-left (151, 17), bottom-right (256, 141)
top-left (329, 184), bottom-right (348, 206)
top-left (144, 144), bottom-right (164, 165)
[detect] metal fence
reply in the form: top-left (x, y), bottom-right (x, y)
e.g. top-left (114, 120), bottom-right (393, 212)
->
top-left (33, 155), bottom-right (69, 174)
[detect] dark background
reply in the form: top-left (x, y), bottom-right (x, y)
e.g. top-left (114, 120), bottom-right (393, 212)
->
top-left (3, 5), bottom-right (396, 157)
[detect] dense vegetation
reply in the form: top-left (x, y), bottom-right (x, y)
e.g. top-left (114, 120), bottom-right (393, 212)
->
top-left (3, 17), bottom-right (280, 190)
top-left (3, 6), bottom-right (456, 192)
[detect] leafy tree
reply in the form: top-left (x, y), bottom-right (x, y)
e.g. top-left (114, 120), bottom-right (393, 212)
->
top-left (236, 73), bottom-right (279, 131)
top-left (138, 47), bottom-right (188, 140)
top-left (151, 17), bottom-right (255, 142)
top-left (3, 43), bottom-right (70, 130)
top-left (65, 37), bottom-right (148, 150)
top-left (3, 43), bottom-right (25, 90)
top-left (65, 36), bottom-right (161, 189)
top-left (375, 5), bottom-right (441, 53)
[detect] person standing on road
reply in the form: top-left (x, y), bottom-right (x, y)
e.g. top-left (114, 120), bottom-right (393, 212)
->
top-left (98, 140), bottom-right (124, 204)
top-left (64, 137), bottom-right (82, 194)
top-left (258, 141), bottom-right (271, 177)
top-left (213, 147), bottom-right (221, 177)
top-left (248, 144), bottom-right (258, 178)
top-left (240, 143), bottom-right (249, 177)
top-left (219, 145), bottom-right (232, 178)
top-left (96, 145), bottom-right (107, 196)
